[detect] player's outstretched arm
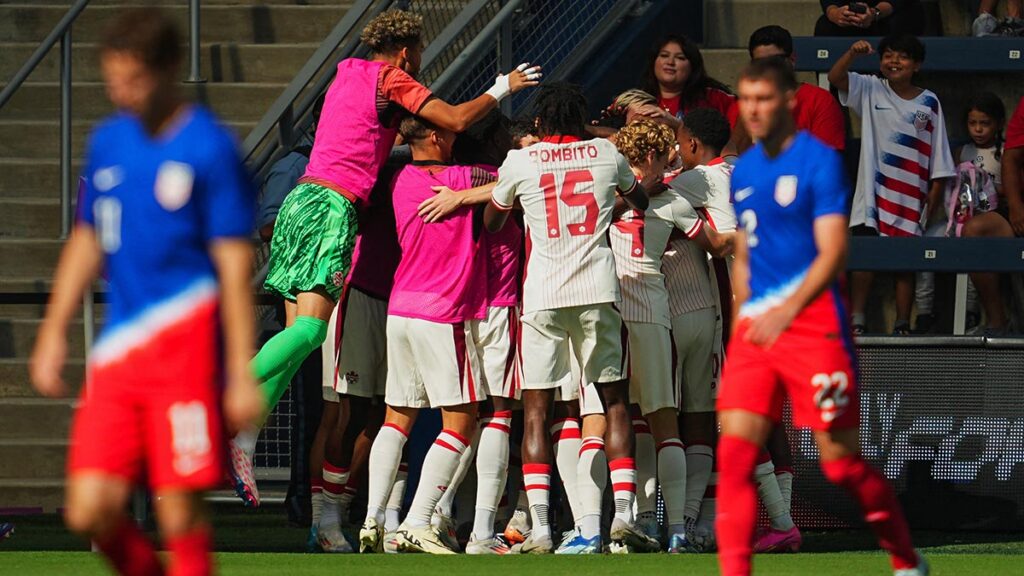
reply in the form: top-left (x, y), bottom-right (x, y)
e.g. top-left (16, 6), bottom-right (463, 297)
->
top-left (210, 239), bottom-right (263, 433)
top-left (827, 40), bottom-right (873, 93)
top-left (30, 227), bottom-right (103, 398)
top-left (418, 63), bottom-right (541, 133)
top-left (418, 182), bottom-right (497, 223)
top-left (694, 227), bottom-right (736, 258)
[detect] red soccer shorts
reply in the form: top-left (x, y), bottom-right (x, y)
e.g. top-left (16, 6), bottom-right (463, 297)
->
top-left (717, 291), bottom-right (860, 431)
top-left (68, 300), bottom-right (226, 491)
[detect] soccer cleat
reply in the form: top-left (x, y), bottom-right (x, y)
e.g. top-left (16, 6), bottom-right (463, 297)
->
top-left (894, 553), bottom-right (930, 576)
top-left (635, 511), bottom-right (661, 545)
top-left (317, 523), bottom-right (354, 553)
top-left (0, 523), bottom-right (13, 541)
top-left (503, 509), bottom-right (530, 544)
top-left (228, 439), bottom-right (260, 509)
top-left (689, 524), bottom-right (716, 553)
top-left (609, 517), bottom-right (661, 552)
top-left (382, 532), bottom-right (401, 554)
top-left (465, 534), bottom-right (511, 555)
top-left (511, 532), bottom-right (554, 554)
top-left (392, 524), bottom-right (457, 554)
top-left (359, 518), bottom-right (383, 553)
top-left (555, 531), bottom-right (602, 554)
top-left (753, 525), bottom-right (802, 553)
top-left (431, 511), bottom-right (461, 552)
top-left (306, 524), bottom-right (322, 553)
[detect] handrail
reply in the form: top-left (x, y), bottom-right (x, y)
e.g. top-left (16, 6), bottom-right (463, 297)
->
top-left (429, 0), bottom-right (523, 96)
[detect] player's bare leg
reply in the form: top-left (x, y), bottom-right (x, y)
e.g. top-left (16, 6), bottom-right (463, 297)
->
top-left (466, 397), bottom-right (515, 555)
top-left (754, 427), bottom-right (800, 553)
top-left (516, 388), bottom-right (555, 553)
top-left (360, 406), bottom-right (416, 552)
top-left (153, 491), bottom-right (214, 576)
top-left (849, 271), bottom-right (874, 334)
top-left (963, 212), bottom-right (1014, 332)
top-left (893, 273), bottom-right (914, 334)
top-left (646, 407), bottom-right (688, 548)
top-left (814, 428), bottom-right (925, 574)
top-left (395, 403), bottom-right (478, 554)
top-left (65, 474), bottom-right (163, 575)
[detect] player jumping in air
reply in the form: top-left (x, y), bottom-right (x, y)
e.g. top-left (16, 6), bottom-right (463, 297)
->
top-left (229, 8), bottom-right (541, 507)
top-left (29, 9), bottom-right (263, 575)
top-left (483, 83), bottom-right (654, 554)
top-left (715, 57), bottom-right (927, 576)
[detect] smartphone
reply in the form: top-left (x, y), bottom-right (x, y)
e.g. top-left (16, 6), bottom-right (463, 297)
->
top-left (848, 2), bottom-right (869, 14)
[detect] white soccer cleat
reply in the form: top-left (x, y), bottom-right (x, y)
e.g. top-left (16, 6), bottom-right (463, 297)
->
top-left (382, 532), bottom-right (401, 554)
top-left (511, 532), bottom-right (554, 554)
top-left (228, 439), bottom-right (260, 508)
top-left (317, 523), bottom-right (354, 553)
top-left (609, 517), bottom-right (661, 552)
top-left (465, 534), bottom-right (511, 555)
top-left (431, 511), bottom-right (461, 552)
top-left (359, 518), bottom-right (383, 553)
top-left (894, 553), bottom-right (930, 576)
top-left (503, 509), bottom-right (530, 544)
top-left (393, 524), bottom-right (457, 554)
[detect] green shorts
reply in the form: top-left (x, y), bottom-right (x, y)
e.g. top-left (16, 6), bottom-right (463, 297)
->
top-left (264, 182), bottom-right (358, 302)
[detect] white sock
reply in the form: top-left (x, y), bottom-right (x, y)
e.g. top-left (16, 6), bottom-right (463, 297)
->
top-left (684, 444), bottom-right (714, 520)
top-left (406, 429), bottom-right (469, 528)
top-left (579, 514), bottom-right (601, 540)
top-left (499, 452), bottom-right (523, 523)
top-left (311, 487), bottom-right (324, 527)
top-left (696, 472), bottom-right (717, 531)
top-left (550, 418), bottom-right (582, 522)
top-left (384, 462), bottom-right (408, 532)
top-left (577, 436), bottom-right (607, 531)
top-left (776, 469), bottom-right (794, 511)
top-left (473, 411), bottom-right (511, 541)
top-left (657, 438), bottom-right (687, 533)
top-left (609, 457), bottom-right (637, 524)
top-left (435, 431), bottom-right (476, 520)
top-left (755, 460), bottom-right (795, 531)
top-left (364, 423), bottom-right (408, 526)
top-left (523, 463), bottom-right (552, 541)
top-left (632, 417), bottom-right (657, 515)
top-left (235, 426), bottom-right (259, 459)
top-left (321, 463), bottom-right (350, 529)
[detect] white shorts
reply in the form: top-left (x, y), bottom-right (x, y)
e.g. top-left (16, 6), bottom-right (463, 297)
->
top-left (385, 315), bottom-right (485, 409)
top-left (625, 321), bottom-right (676, 415)
top-left (321, 287), bottom-right (388, 402)
top-left (519, 303), bottom-right (626, 391)
top-left (554, 354), bottom-right (605, 416)
top-left (671, 307), bottom-right (717, 413)
top-left (469, 306), bottom-right (519, 400)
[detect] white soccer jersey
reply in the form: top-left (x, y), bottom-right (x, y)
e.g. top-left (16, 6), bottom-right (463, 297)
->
top-left (669, 160), bottom-right (737, 233)
top-left (610, 189), bottom-right (703, 327)
top-left (492, 137), bottom-right (637, 314)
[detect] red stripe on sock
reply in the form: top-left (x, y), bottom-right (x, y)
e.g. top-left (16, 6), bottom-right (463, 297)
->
top-left (579, 441), bottom-right (605, 454)
top-left (441, 429), bottom-right (470, 446)
top-left (435, 439), bottom-right (464, 454)
top-left (658, 440), bottom-right (686, 452)
top-left (486, 422), bottom-right (512, 434)
top-left (775, 467), bottom-right (795, 475)
top-left (383, 423), bottom-right (409, 437)
top-left (398, 463), bottom-right (409, 472)
top-left (311, 486), bottom-right (323, 494)
top-left (323, 480), bottom-right (344, 494)
top-left (633, 423), bottom-right (652, 434)
top-left (609, 457), bottom-right (636, 471)
top-left (524, 484), bottom-right (550, 492)
top-left (323, 462), bottom-right (348, 475)
top-left (489, 410), bottom-right (514, 419)
top-left (756, 449), bottom-right (772, 465)
top-left (311, 477), bottom-right (324, 490)
top-left (612, 482), bottom-right (637, 493)
top-left (522, 463), bottom-right (551, 476)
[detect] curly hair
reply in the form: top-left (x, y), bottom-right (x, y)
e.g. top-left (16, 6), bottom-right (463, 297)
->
top-left (360, 10), bottom-right (423, 54)
top-left (616, 119), bottom-right (676, 167)
top-left (533, 82), bottom-right (588, 138)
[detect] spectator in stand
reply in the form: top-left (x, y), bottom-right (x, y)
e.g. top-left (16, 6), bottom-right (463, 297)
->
top-left (973, 0), bottom-right (1024, 36)
top-left (815, 1), bottom-right (925, 37)
top-left (259, 96), bottom-right (324, 242)
top-left (640, 34), bottom-right (734, 120)
top-left (829, 35), bottom-right (955, 335)
top-left (728, 25), bottom-right (846, 153)
top-left (962, 96), bottom-right (1024, 335)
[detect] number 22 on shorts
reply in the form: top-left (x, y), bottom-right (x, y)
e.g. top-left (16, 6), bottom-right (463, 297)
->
top-left (542, 169), bottom-right (597, 238)
top-left (811, 371), bottom-right (850, 423)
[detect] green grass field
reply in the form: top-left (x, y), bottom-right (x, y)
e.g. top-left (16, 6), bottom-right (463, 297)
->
top-left (2, 507), bottom-right (1022, 575)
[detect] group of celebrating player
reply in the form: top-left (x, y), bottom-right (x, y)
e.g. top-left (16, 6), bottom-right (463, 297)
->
top-left (30, 6), bottom-right (930, 576)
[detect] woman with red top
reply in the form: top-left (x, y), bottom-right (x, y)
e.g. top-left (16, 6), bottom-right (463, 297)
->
top-left (641, 35), bottom-right (735, 120)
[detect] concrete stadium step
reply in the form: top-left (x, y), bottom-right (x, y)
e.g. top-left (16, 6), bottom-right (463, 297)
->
top-left (0, 199), bottom-right (62, 239)
top-left (0, 239), bottom-right (63, 277)
top-left (0, 42), bottom-right (319, 84)
top-left (703, 0), bottom-right (821, 48)
top-left (0, 4), bottom-right (350, 44)
top-left (0, 358), bottom-right (85, 398)
top-left (0, 440), bottom-right (68, 479)
top-left (0, 159), bottom-right (81, 198)
top-left (0, 118), bottom-right (257, 158)
top-left (0, 318), bottom-right (88, 359)
top-left (0, 82), bottom-right (286, 123)
top-left (0, 479), bottom-right (64, 512)
top-left (0, 398), bottom-right (74, 441)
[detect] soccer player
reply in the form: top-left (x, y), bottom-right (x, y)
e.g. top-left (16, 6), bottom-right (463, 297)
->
top-left (610, 119), bottom-right (734, 552)
top-left (229, 9), bottom-right (541, 505)
top-left (29, 9), bottom-right (262, 575)
top-left (716, 57), bottom-right (927, 576)
top-left (358, 115), bottom-right (494, 554)
top-left (483, 83), bottom-right (653, 554)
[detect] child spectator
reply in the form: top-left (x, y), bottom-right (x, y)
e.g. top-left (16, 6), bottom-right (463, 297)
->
top-left (828, 34), bottom-right (956, 335)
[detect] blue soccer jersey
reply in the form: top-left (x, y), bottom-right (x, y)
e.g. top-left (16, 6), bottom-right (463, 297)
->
top-left (78, 106), bottom-right (255, 364)
top-left (730, 131), bottom-right (849, 318)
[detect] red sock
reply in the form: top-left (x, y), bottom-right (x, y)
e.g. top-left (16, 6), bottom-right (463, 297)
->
top-left (715, 435), bottom-right (760, 576)
top-left (95, 518), bottom-right (164, 576)
top-left (165, 526), bottom-right (213, 576)
top-left (821, 455), bottom-right (917, 570)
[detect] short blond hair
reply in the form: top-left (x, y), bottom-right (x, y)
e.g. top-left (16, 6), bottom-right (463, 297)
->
top-left (360, 9), bottom-right (423, 54)
top-left (615, 119), bottom-right (675, 167)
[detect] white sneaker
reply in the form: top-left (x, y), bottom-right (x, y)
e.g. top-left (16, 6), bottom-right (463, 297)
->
top-left (359, 518), bottom-right (383, 553)
top-left (465, 534), bottom-right (511, 555)
top-left (973, 12), bottom-right (998, 36)
top-left (431, 511), bottom-right (461, 552)
top-left (610, 517), bottom-right (661, 552)
top-left (317, 523), bottom-right (354, 553)
top-left (503, 509), bottom-right (531, 544)
top-left (894, 553), bottom-right (929, 576)
top-left (393, 524), bottom-right (457, 554)
top-left (511, 532), bottom-right (554, 554)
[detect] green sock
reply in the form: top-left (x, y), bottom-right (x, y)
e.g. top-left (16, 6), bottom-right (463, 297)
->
top-left (253, 315), bottom-right (328, 412)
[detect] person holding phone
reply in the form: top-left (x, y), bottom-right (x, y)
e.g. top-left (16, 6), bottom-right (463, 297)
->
top-left (815, 0), bottom-right (926, 36)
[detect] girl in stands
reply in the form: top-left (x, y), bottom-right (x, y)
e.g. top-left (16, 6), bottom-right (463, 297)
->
top-left (640, 34), bottom-right (735, 120)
